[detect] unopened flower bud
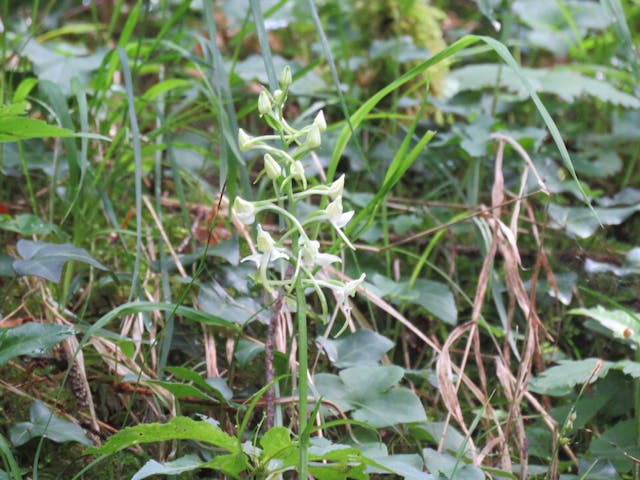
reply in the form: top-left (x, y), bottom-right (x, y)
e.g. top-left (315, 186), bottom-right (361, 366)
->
top-left (233, 196), bottom-right (256, 225)
top-left (238, 128), bottom-right (253, 152)
top-left (264, 153), bottom-right (281, 180)
top-left (328, 174), bottom-right (345, 200)
top-left (313, 110), bottom-right (327, 132)
top-left (258, 90), bottom-right (272, 116)
top-left (278, 65), bottom-right (292, 89)
top-left (305, 123), bottom-right (321, 149)
top-left (273, 89), bottom-right (285, 105)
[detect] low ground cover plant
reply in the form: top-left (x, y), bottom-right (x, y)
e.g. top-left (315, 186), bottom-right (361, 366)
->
top-left (1, 0), bottom-right (639, 479)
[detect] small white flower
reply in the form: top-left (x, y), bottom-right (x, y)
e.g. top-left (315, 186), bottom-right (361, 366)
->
top-left (326, 196), bottom-right (354, 229)
top-left (300, 238), bottom-right (341, 268)
top-left (305, 123), bottom-right (321, 149)
top-left (291, 160), bottom-right (307, 188)
top-left (264, 153), bottom-right (281, 180)
top-left (337, 273), bottom-right (366, 306)
top-left (241, 225), bottom-right (289, 293)
top-left (327, 174), bottom-right (345, 200)
top-left (238, 128), bottom-right (253, 152)
top-left (279, 65), bottom-right (292, 89)
top-left (258, 90), bottom-right (272, 116)
top-left (233, 196), bottom-right (256, 225)
top-left (313, 110), bottom-right (327, 132)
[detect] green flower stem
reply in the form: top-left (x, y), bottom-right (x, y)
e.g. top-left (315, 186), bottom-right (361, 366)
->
top-left (296, 270), bottom-right (309, 479)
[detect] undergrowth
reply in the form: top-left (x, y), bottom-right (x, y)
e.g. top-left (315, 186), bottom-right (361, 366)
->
top-left (1, 0), bottom-right (640, 479)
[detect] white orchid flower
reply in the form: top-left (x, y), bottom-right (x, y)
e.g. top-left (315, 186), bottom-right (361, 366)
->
top-left (300, 238), bottom-right (341, 269)
top-left (233, 196), bottom-right (256, 225)
top-left (326, 196), bottom-right (354, 229)
top-left (241, 225), bottom-right (289, 294)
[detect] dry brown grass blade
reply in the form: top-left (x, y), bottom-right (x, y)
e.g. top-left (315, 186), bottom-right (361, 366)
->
top-left (436, 321), bottom-right (477, 458)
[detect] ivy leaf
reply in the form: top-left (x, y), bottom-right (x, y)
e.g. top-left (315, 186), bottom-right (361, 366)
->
top-left (0, 323), bottom-right (75, 366)
top-left (368, 274), bottom-right (457, 325)
top-left (316, 329), bottom-right (393, 368)
top-left (529, 358), bottom-right (612, 395)
top-left (12, 240), bottom-right (108, 283)
top-left (423, 448), bottom-right (484, 480)
top-left (10, 400), bottom-right (92, 446)
top-left (314, 366), bottom-right (426, 428)
top-left (548, 203), bottom-right (640, 238)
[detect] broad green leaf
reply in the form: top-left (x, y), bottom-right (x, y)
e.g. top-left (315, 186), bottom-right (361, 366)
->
top-left (260, 427), bottom-right (297, 465)
top-left (132, 455), bottom-right (205, 480)
top-left (615, 360), bottom-right (640, 377)
top-left (198, 285), bottom-right (268, 326)
top-left (0, 117), bottom-right (74, 142)
top-left (234, 339), bottom-right (264, 367)
top-left (164, 367), bottom-right (234, 401)
top-left (0, 323), bottom-right (75, 366)
top-left (351, 388), bottom-right (427, 428)
top-left (13, 240), bottom-right (108, 283)
top-left (314, 366), bottom-right (426, 428)
top-left (529, 358), bottom-right (612, 395)
top-left (368, 274), bottom-right (457, 325)
top-left (447, 64), bottom-right (640, 108)
top-left (316, 329), bottom-right (393, 368)
top-left (0, 214), bottom-right (57, 235)
top-left (21, 39), bottom-right (105, 97)
top-left (145, 380), bottom-right (213, 401)
top-left (87, 416), bottom-right (240, 455)
top-left (423, 448), bottom-right (483, 480)
top-left (570, 306), bottom-right (640, 345)
top-left (10, 400), bottom-right (92, 447)
top-left (585, 247), bottom-right (640, 277)
top-left (361, 445), bottom-right (431, 480)
top-left (132, 452), bottom-right (248, 479)
top-left (587, 419), bottom-right (640, 473)
top-left (548, 203), bottom-right (640, 238)
top-left (411, 422), bottom-right (472, 457)
top-left (308, 439), bottom-right (372, 480)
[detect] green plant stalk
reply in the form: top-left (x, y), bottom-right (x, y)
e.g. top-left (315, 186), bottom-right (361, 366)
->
top-left (296, 276), bottom-right (309, 479)
top-left (635, 347), bottom-right (640, 480)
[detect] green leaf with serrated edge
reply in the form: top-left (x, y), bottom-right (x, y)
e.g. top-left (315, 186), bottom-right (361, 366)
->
top-left (317, 329), bottom-right (393, 368)
top-left (0, 102), bottom-right (27, 117)
top-left (0, 323), bottom-right (74, 366)
top-left (0, 117), bottom-right (74, 142)
top-left (260, 427), bottom-right (296, 465)
top-left (570, 306), bottom-right (640, 345)
top-left (529, 358), bottom-right (612, 395)
top-left (10, 400), bottom-right (92, 446)
top-left (86, 417), bottom-right (240, 455)
top-left (13, 240), bottom-right (108, 283)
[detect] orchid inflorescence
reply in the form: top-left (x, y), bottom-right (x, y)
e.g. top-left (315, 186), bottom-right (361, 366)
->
top-left (232, 66), bottom-right (365, 320)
